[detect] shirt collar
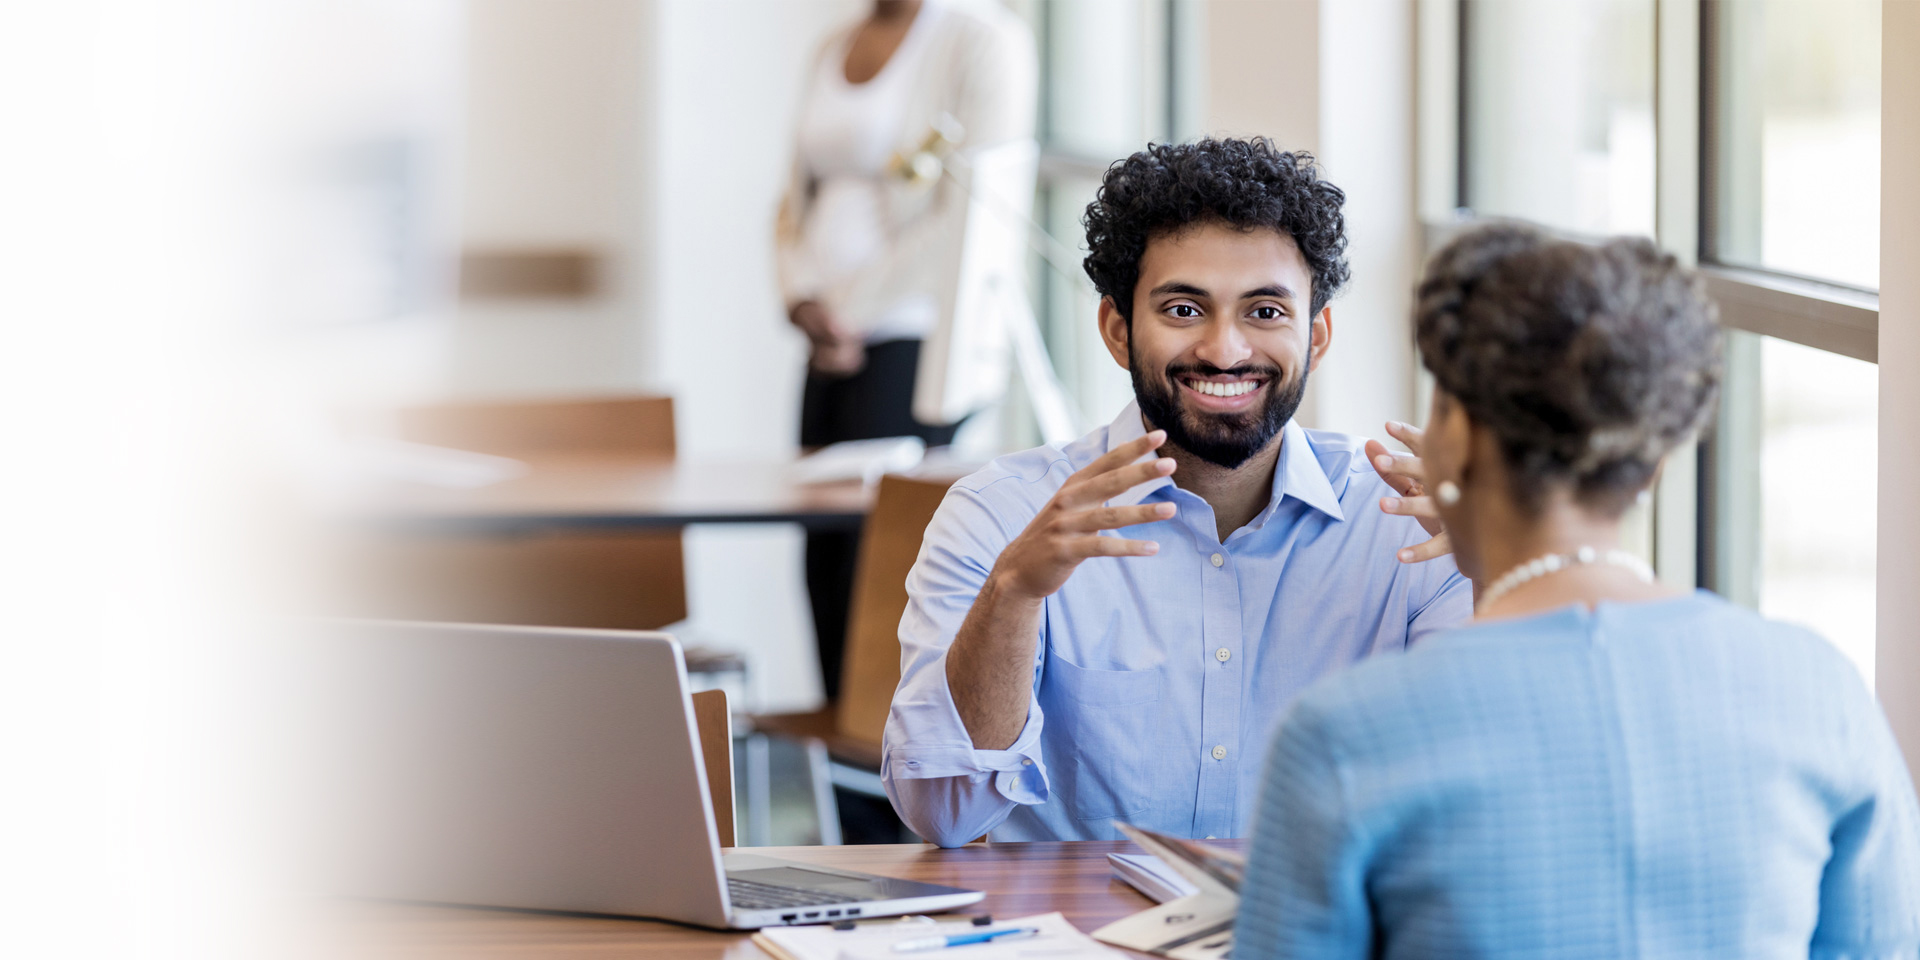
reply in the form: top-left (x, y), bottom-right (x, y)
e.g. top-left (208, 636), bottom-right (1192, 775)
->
top-left (1102, 400), bottom-right (1347, 523)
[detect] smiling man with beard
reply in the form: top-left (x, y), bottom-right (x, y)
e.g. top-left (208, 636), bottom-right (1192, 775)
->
top-left (881, 138), bottom-right (1473, 846)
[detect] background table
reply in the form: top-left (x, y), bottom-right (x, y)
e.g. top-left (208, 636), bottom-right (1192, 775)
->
top-left (324, 839), bottom-right (1245, 959)
top-left (364, 456), bottom-right (874, 534)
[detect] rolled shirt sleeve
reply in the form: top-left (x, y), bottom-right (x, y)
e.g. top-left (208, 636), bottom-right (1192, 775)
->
top-left (882, 483), bottom-right (1054, 847)
top-left (1401, 526), bottom-right (1473, 647)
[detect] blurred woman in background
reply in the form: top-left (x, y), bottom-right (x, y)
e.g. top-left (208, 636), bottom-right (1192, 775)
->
top-left (1235, 224), bottom-right (1920, 957)
top-left (774, 0), bottom-right (1034, 840)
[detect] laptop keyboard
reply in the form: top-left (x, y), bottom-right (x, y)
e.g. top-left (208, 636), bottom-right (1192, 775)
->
top-left (727, 876), bottom-right (872, 911)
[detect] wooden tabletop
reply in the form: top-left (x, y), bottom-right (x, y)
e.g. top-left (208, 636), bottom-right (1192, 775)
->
top-left (361, 455), bottom-right (874, 533)
top-left (321, 840), bottom-right (1242, 959)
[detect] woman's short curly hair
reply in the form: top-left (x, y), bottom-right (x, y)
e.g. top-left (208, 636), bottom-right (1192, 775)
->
top-left (1416, 223), bottom-right (1724, 516)
top-left (1082, 138), bottom-right (1350, 320)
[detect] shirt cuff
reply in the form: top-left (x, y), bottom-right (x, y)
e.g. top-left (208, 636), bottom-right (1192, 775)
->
top-left (887, 698), bottom-right (1049, 806)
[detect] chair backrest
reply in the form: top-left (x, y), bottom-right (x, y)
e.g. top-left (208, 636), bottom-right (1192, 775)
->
top-left (399, 395), bottom-right (676, 459)
top-left (835, 474), bottom-right (956, 747)
top-left (690, 688), bottom-right (734, 847)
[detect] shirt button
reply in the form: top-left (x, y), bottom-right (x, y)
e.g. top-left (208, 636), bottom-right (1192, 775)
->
top-left (1021, 758), bottom-right (1033, 766)
top-left (1215, 647), bottom-right (1231, 662)
top-left (1211, 744), bottom-right (1227, 760)
top-left (1210, 553), bottom-right (1224, 567)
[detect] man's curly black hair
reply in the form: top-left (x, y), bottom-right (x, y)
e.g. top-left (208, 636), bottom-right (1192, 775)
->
top-left (1082, 137), bottom-right (1350, 322)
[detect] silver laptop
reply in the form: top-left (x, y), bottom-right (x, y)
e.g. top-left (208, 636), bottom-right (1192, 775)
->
top-left (310, 620), bottom-right (983, 929)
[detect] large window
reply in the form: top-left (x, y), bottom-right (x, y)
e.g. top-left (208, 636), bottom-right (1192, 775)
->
top-left (1445, 1), bottom-right (1884, 683)
top-left (1708, 0), bottom-right (1881, 290)
top-left (1007, 0), bottom-right (1196, 443)
top-left (1463, 0), bottom-right (1655, 237)
top-left (1709, 332), bottom-right (1880, 684)
top-left (1702, 0), bottom-right (1882, 682)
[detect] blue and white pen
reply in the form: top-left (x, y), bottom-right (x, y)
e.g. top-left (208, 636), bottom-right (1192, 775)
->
top-left (890, 927), bottom-right (1042, 953)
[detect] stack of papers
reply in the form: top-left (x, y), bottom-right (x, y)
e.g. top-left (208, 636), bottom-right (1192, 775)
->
top-left (1090, 825), bottom-right (1243, 960)
top-left (1108, 853), bottom-right (1200, 904)
top-left (755, 912), bottom-right (1122, 960)
top-left (794, 436), bottom-right (927, 485)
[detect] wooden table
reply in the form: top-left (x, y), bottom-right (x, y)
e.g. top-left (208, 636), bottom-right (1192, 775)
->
top-left (324, 840), bottom-right (1240, 959)
top-left (362, 455), bottom-right (874, 534)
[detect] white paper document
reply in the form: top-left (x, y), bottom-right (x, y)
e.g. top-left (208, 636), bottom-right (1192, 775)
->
top-left (1107, 853), bottom-right (1200, 904)
top-left (1091, 825), bottom-right (1243, 960)
top-left (754, 911), bottom-right (1122, 960)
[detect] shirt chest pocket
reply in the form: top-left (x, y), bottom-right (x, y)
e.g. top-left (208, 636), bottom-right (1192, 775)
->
top-left (1041, 655), bottom-right (1162, 823)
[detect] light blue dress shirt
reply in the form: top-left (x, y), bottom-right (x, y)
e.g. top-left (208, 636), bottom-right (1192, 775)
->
top-left (881, 402), bottom-right (1472, 847)
top-left (1236, 592), bottom-right (1920, 960)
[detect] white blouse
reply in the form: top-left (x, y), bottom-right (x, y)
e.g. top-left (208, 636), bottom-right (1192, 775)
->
top-left (790, 4), bottom-right (945, 342)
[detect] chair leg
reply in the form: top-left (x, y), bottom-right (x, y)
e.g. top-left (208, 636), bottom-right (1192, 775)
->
top-left (743, 732), bottom-right (772, 847)
top-left (804, 738), bottom-right (843, 846)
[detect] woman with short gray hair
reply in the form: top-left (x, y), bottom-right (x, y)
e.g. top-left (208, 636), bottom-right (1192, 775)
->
top-left (1234, 223), bottom-right (1920, 958)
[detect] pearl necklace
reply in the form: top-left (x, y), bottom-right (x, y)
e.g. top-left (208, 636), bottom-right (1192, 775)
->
top-left (1475, 545), bottom-right (1656, 613)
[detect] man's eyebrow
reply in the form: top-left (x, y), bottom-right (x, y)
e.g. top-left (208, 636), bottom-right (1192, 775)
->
top-left (1148, 281), bottom-right (1210, 299)
top-left (1239, 284), bottom-right (1296, 301)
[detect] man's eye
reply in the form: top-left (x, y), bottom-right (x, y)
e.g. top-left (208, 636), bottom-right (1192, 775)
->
top-left (1251, 306), bottom-right (1284, 321)
top-left (1168, 304), bottom-right (1201, 318)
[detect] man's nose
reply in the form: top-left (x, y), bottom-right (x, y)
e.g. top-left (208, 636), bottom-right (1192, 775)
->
top-left (1192, 316), bottom-right (1253, 370)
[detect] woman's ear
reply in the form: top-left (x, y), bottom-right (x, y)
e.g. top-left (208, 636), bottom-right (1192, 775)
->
top-left (1427, 388), bottom-right (1476, 489)
top-left (1097, 296), bottom-right (1131, 370)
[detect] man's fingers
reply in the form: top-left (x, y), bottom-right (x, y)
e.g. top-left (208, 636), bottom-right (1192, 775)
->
top-left (1379, 494), bottom-right (1439, 520)
top-left (1076, 430), bottom-right (1168, 480)
top-left (1370, 451), bottom-right (1425, 482)
top-left (1057, 502), bottom-right (1175, 533)
top-left (1394, 531), bottom-right (1454, 564)
top-left (1066, 535), bottom-right (1161, 558)
top-left (1384, 420), bottom-right (1427, 455)
top-left (1066, 456), bottom-right (1176, 506)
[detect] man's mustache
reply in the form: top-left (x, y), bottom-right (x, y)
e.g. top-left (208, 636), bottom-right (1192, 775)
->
top-left (1162, 362), bottom-right (1285, 381)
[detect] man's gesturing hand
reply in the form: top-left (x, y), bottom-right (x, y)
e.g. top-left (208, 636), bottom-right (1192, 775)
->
top-left (986, 430), bottom-right (1178, 602)
top-left (947, 430), bottom-right (1175, 750)
top-left (1364, 420), bottom-right (1454, 564)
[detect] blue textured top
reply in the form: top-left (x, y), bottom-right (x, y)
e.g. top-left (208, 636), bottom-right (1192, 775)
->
top-left (1236, 591), bottom-right (1920, 959)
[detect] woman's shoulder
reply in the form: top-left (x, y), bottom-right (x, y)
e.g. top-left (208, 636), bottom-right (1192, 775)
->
top-left (1286, 591), bottom-right (1871, 755)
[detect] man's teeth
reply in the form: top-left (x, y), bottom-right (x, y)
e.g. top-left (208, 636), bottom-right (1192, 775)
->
top-left (1188, 379), bottom-right (1259, 397)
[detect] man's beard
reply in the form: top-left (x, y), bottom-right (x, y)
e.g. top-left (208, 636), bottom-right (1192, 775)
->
top-left (1131, 349), bottom-right (1310, 469)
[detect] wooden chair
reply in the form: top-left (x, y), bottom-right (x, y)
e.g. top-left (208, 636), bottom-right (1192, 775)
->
top-left (749, 473), bottom-right (954, 844)
top-left (691, 688), bottom-right (735, 847)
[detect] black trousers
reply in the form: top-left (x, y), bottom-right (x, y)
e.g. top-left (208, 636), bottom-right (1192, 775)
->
top-left (799, 338), bottom-right (959, 703)
top-left (801, 339), bottom-right (958, 845)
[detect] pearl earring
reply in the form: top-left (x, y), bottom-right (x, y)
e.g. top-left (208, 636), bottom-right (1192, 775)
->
top-left (1436, 480), bottom-right (1461, 506)
top-left (1636, 488), bottom-right (1653, 507)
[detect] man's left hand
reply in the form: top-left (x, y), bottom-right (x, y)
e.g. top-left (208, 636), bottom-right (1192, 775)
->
top-left (1365, 421), bottom-right (1453, 564)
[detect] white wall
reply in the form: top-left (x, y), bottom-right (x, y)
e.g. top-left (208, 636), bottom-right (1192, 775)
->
top-left (450, 0), bottom-right (863, 712)
top-left (1200, 0), bottom-right (1418, 441)
top-left (649, 0), bottom-right (862, 457)
top-left (1313, 0), bottom-right (1418, 441)
top-left (1203, 1), bottom-right (1319, 152)
top-left (451, 0), bottom-right (654, 397)
top-left (649, 0), bottom-right (864, 712)
top-left (1878, 0), bottom-right (1919, 781)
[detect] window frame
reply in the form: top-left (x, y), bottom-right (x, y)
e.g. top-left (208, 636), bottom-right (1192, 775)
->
top-left (1695, 0), bottom-right (1881, 363)
top-left (1418, 0), bottom-right (1883, 595)
top-left (1017, 0), bottom-right (1197, 445)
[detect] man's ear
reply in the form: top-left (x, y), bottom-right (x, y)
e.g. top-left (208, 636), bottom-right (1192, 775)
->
top-left (1308, 305), bottom-right (1333, 370)
top-left (1097, 296), bottom-right (1131, 370)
